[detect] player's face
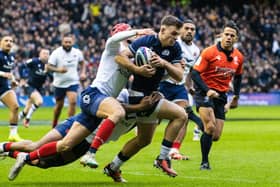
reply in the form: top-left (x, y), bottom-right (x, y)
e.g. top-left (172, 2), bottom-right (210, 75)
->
top-left (39, 49), bottom-right (50, 63)
top-left (221, 27), bottom-right (237, 50)
top-left (62, 37), bottom-right (73, 52)
top-left (161, 25), bottom-right (180, 46)
top-left (0, 36), bottom-right (13, 52)
top-left (180, 23), bottom-right (195, 44)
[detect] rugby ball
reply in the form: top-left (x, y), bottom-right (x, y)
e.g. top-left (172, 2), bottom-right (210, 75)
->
top-left (135, 47), bottom-right (153, 66)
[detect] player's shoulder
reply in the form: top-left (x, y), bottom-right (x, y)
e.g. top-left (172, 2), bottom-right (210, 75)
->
top-left (233, 48), bottom-right (244, 59)
top-left (201, 44), bottom-right (217, 57)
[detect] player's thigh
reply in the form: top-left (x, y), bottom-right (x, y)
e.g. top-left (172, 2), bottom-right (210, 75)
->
top-left (1, 90), bottom-right (19, 110)
top-left (66, 91), bottom-right (77, 104)
top-left (96, 97), bottom-right (125, 118)
top-left (198, 107), bottom-right (216, 126)
top-left (30, 90), bottom-right (43, 104)
top-left (57, 121), bottom-right (91, 151)
top-left (174, 100), bottom-right (188, 108)
top-left (36, 129), bottom-right (63, 148)
top-left (157, 99), bottom-right (186, 120)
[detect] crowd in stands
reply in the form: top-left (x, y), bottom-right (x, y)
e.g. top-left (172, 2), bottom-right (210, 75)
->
top-left (0, 0), bottom-right (279, 95)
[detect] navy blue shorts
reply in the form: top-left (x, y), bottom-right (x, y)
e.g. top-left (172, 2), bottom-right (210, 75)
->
top-left (55, 113), bottom-right (101, 134)
top-left (0, 85), bottom-right (11, 98)
top-left (54, 84), bottom-right (79, 100)
top-left (194, 89), bottom-right (227, 120)
top-left (159, 81), bottom-right (189, 101)
top-left (80, 87), bottom-right (107, 117)
top-left (26, 85), bottom-right (43, 98)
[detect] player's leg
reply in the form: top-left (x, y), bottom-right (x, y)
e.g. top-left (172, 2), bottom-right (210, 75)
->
top-left (18, 99), bottom-right (31, 122)
top-left (154, 99), bottom-right (187, 177)
top-left (169, 100), bottom-right (190, 160)
top-left (66, 84), bottom-right (79, 117)
top-left (8, 120), bottom-right (92, 181)
top-left (198, 106), bottom-right (216, 170)
top-left (1, 90), bottom-right (23, 142)
top-left (52, 87), bottom-right (65, 128)
top-left (80, 87), bottom-right (125, 167)
top-left (104, 123), bottom-right (157, 182)
top-left (24, 90), bottom-right (43, 127)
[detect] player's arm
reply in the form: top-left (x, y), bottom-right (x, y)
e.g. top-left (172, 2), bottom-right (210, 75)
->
top-left (122, 92), bottom-right (163, 113)
top-left (46, 51), bottom-right (67, 73)
top-left (115, 48), bottom-right (156, 77)
top-left (79, 60), bottom-right (87, 80)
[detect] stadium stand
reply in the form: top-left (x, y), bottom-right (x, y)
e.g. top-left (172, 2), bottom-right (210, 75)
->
top-left (0, 0), bottom-right (279, 95)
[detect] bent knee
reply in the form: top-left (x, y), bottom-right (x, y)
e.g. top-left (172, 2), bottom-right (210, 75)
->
top-left (212, 135), bottom-right (221, 141)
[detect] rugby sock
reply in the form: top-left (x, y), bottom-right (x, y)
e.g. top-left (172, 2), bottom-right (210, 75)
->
top-left (159, 139), bottom-right (173, 159)
top-left (200, 133), bottom-right (213, 163)
top-left (110, 152), bottom-right (130, 171)
top-left (172, 141), bottom-right (181, 150)
top-left (19, 111), bottom-right (26, 119)
top-left (9, 151), bottom-right (19, 159)
top-left (90, 119), bottom-right (116, 151)
top-left (185, 106), bottom-right (204, 131)
top-left (3, 142), bottom-right (13, 151)
top-left (27, 142), bottom-right (57, 161)
top-left (9, 123), bottom-right (18, 136)
top-left (26, 104), bottom-right (39, 119)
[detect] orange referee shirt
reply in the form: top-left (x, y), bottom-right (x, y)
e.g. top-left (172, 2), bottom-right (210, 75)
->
top-left (193, 43), bottom-right (244, 92)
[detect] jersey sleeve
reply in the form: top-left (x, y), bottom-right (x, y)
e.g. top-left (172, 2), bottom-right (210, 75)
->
top-left (235, 54), bottom-right (244, 75)
top-left (193, 48), bottom-right (211, 73)
top-left (48, 50), bottom-right (57, 66)
top-left (106, 30), bottom-right (137, 52)
top-left (78, 50), bottom-right (85, 62)
top-left (171, 43), bottom-right (183, 64)
top-left (25, 58), bottom-right (33, 68)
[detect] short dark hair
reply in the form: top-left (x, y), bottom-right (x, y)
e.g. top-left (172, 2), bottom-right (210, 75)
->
top-left (224, 20), bottom-right (239, 36)
top-left (161, 15), bottom-right (183, 29)
top-left (184, 19), bottom-right (195, 25)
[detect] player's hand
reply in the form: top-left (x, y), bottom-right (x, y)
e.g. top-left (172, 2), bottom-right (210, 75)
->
top-left (229, 95), bottom-right (239, 109)
top-left (136, 64), bottom-right (156, 77)
top-left (150, 54), bottom-right (166, 68)
top-left (136, 28), bottom-right (156, 36)
top-left (58, 67), bottom-right (68, 73)
top-left (11, 75), bottom-right (19, 87)
top-left (224, 102), bottom-right (230, 113)
top-left (139, 96), bottom-right (154, 111)
top-left (206, 89), bottom-right (219, 98)
top-left (150, 91), bottom-right (164, 103)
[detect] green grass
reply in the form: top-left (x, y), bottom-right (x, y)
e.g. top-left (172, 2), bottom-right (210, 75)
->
top-left (0, 106), bottom-right (280, 187)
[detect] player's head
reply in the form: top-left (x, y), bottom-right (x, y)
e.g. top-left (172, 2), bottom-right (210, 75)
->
top-left (221, 20), bottom-right (239, 50)
top-left (110, 23), bottom-right (131, 36)
top-left (159, 15), bottom-right (183, 46)
top-left (39, 49), bottom-right (50, 63)
top-left (180, 19), bottom-right (196, 45)
top-left (62, 33), bottom-right (74, 52)
top-left (0, 35), bottom-right (14, 53)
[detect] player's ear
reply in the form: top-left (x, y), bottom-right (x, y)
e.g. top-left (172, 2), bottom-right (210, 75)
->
top-left (160, 25), bottom-right (166, 34)
top-left (233, 35), bottom-right (238, 43)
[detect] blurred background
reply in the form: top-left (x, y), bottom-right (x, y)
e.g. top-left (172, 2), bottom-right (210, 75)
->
top-left (0, 0), bottom-right (279, 105)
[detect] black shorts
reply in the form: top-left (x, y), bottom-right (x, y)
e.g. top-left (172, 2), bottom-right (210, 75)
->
top-left (194, 89), bottom-right (227, 120)
top-left (26, 85), bottom-right (43, 98)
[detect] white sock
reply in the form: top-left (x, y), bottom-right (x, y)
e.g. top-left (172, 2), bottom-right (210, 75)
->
top-left (159, 145), bottom-right (171, 160)
top-left (26, 104), bottom-right (38, 119)
top-left (9, 125), bottom-right (18, 136)
top-left (110, 155), bottom-right (124, 171)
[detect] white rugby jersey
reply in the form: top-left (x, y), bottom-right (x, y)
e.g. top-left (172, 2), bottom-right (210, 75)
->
top-left (91, 30), bottom-right (137, 97)
top-left (165, 37), bottom-right (200, 85)
top-left (48, 47), bottom-right (84, 87)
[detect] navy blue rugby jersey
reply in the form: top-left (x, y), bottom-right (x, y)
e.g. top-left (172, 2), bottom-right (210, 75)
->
top-left (0, 50), bottom-right (15, 87)
top-left (128, 35), bottom-right (182, 95)
top-left (26, 57), bottom-right (48, 88)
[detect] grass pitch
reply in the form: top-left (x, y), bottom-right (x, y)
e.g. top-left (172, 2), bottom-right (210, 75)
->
top-left (0, 106), bottom-right (280, 187)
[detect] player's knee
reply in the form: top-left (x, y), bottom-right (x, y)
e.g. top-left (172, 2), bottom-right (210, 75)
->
top-left (137, 138), bottom-right (152, 148)
top-left (10, 104), bottom-right (19, 113)
top-left (205, 124), bottom-right (216, 134)
top-left (36, 100), bottom-right (43, 106)
top-left (112, 107), bottom-right (126, 121)
top-left (212, 135), bottom-right (221, 141)
top-left (57, 141), bottom-right (73, 152)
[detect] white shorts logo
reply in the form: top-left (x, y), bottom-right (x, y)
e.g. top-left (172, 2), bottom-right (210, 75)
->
top-left (82, 95), bottom-right (90, 104)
